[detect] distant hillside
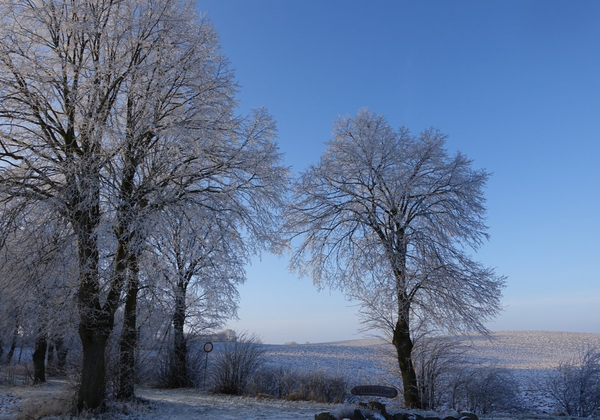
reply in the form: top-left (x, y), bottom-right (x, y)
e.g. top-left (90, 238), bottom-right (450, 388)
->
top-left (459, 330), bottom-right (600, 369)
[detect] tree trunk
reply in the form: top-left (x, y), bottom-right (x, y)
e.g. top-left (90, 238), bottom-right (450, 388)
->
top-left (78, 324), bottom-right (109, 411)
top-left (47, 343), bottom-right (55, 367)
top-left (47, 343), bottom-right (56, 376)
top-left (392, 316), bottom-right (421, 408)
top-left (75, 195), bottom-right (115, 412)
top-left (117, 254), bottom-right (139, 400)
top-left (17, 341), bottom-right (23, 364)
top-left (76, 242), bottom-right (112, 411)
top-left (5, 322), bottom-right (18, 365)
top-left (56, 337), bottom-right (68, 372)
top-left (0, 338), bottom-right (3, 361)
top-left (171, 283), bottom-right (188, 388)
top-left (32, 332), bottom-right (47, 383)
top-left (114, 141), bottom-right (141, 399)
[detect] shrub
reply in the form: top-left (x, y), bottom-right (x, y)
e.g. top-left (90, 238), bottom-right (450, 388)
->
top-left (412, 335), bottom-right (464, 410)
top-left (211, 331), bottom-right (265, 395)
top-left (450, 366), bottom-right (523, 414)
top-left (287, 370), bottom-right (347, 403)
top-left (246, 366), bottom-right (293, 398)
top-left (247, 367), bottom-right (347, 403)
top-left (545, 346), bottom-right (600, 417)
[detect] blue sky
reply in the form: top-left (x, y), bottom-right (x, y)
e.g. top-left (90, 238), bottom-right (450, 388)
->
top-left (197, 0), bottom-right (600, 344)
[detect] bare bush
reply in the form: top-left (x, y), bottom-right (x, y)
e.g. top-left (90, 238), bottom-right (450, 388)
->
top-left (412, 336), bottom-right (465, 410)
top-left (290, 370), bottom-right (347, 403)
top-left (211, 332), bottom-right (265, 395)
top-left (246, 366), bottom-right (292, 398)
top-left (449, 366), bottom-right (522, 414)
top-left (247, 367), bottom-right (347, 403)
top-left (545, 346), bottom-right (600, 417)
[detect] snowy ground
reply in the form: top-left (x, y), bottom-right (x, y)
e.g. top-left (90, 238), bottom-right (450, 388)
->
top-left (261, 330), bottom-right (600, 413)
top-left (0, 384), bottom-right (343, 420)
top-left (262, 337), bottom-right (393, 386)
top-left (1, 330), bottom-right (599, 419)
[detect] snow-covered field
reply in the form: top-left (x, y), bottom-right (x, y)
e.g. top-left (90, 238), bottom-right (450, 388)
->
top-left (263, 337), bottom-right (392, 386)
top-left (1, 330), bottom-right (599, 419)
top-left (261, 330), bottom-right (600, 415)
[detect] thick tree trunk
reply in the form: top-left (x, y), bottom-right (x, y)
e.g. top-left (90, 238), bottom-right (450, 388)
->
top-left (392, 316), bottom-right (421, 408)
top-left (32, 332), bottom-right (47, 383)
top-left (75, 209), bottom-right (114, 412)
top-left (78, 324), bottom-right (109, 411)
top-left (117, 255), bottom-right (139, 400)
top-left (171, 284), bottom-right (188, 388)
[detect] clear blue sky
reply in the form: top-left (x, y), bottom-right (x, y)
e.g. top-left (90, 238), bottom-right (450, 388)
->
top-left (197, 0), bottom-right (600, 344)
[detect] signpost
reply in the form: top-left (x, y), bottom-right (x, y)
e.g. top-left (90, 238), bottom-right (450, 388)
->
top-left (203, 342), bottom-right (213, 388)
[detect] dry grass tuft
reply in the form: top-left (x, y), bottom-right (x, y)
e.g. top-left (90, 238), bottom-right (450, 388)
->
top-left (15, 393), bottom-right (73, 420)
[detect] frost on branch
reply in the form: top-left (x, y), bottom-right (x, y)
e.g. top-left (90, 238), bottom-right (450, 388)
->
top-left (0, 0), bottom-right (288, 410)
top-left (287, 109), bottom-right (505, 408)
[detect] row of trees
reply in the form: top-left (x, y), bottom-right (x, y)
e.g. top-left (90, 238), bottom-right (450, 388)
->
top-left (0, 0), bottom-right (504, 411)
top-left (0, 0), bottom-right (287, 410)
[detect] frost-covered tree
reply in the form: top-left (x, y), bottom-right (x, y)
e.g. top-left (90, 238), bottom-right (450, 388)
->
top-left (0, 0), bottom-right (143, 408)
top-left (546, 346), bottom-right (600, 417)
top-left (0, 0), bottom-right (287, 409)
top-left (146, 206), bottom-right (244, 388)
top-left (104, 1), bottom-right (239, 398)
top-left (0, 208), bottom-right (77, 382)
top-left (287, 109), bottom-right (505, 408)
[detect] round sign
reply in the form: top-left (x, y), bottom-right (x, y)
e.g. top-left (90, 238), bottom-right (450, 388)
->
top-left (203, 342), bottom-right (214, 353)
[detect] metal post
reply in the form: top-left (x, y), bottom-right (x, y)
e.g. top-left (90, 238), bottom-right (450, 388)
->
top-left (204, 351), bottom-right (208, 388)
top-left (203, 342), bottom-right (213, 389)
